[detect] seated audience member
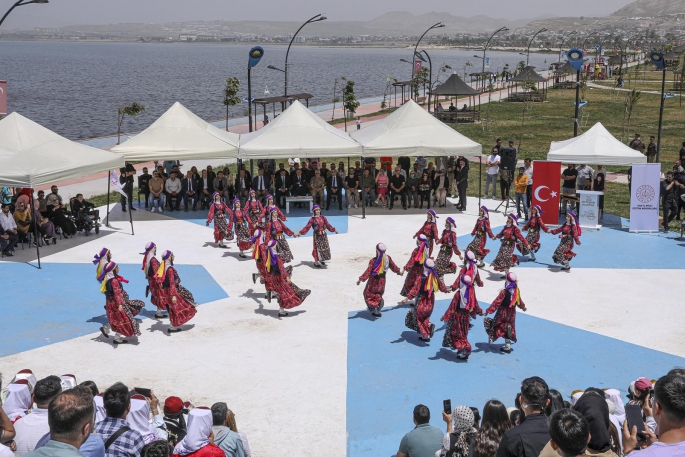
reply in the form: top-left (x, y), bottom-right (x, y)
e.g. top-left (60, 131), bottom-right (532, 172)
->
top-left (406, 171), bottom-right (419, 209)
top-left (234, 170), bottom-right (250, 203)
top-left (460, 104), bottom-right (468, 112)
top-left (197, 170), bottom-right (214, 210)
top-left (148, 170), bottom-right (165, 212)
top-left (210, 403), bottom-right (245, 457)
top-left (449, 103), bottom-right (457, 112)
top-left (126, 393), bottom-right (166, 444)
top-left (326, 168), bottom-right (343, 211)
top-left (290, 169), bottom-right (308, 197)
top-left (45, 186), bottom-right (76, 237)
top-left (0, 206), bottom-right (20, 256)
top-left (36, 190), bottom-right (48, 217)
top-left (182, 170), bottom-right (198, 212)
top-left (396, 404), bottom-right (443, 457)
top-left (138, 167), bottom-right (151, 208)
top-left (437, 405), bottom-right (477, 457)
top-left (172, 408), bottom-right (224, 457)
top-left (94, 382), bottom-right (145, 457)
top-left (344, 168), bottom-right (359, 209)
top-left (163, 397), bottom-right (187, 450)
top-left (361, 168), bottom-right (376, 207)
top-left (1, 203), bottom-right (21, 239)
top-left (71, 194), bottom-right (100, 225)
top-left (274, 169), bottom-right (291, 209)
top-left (2, 380), bottom-right (32, 421)
top-left (140, 440), bottom-right (169, 457)
top-left (213, 171), bottom-right (229, 203)
top-left (222, 409), bottom-right (250, 457)
top-left (13, 202), bottom-right (33, 242)
top-left (547, 409), bottom-right (590, 457)
top-left (165, 171), bottom-right (183, 212)
top-left (251, 169), bottom-right (269, 203)
top-left (0, 403), bottom-right (16, 457)
top-left (14, 375), bottom-right (63, 455)
top-left (309, 169), bottom-right (325, 206)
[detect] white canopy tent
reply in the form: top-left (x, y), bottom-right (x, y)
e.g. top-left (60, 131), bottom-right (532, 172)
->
top-left (547, 122), bottom-right (647, 165)
top-left (111, 102), bottom-right (240, 161)
top-left (239, 100), bottom-right (362, 159)
top-left (350, 100), bottom-right (482, 157)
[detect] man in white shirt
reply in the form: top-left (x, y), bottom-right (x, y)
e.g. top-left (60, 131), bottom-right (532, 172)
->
top-left (485, 147), bottom-right (500, 199)
top-left (523, 158), bottom-right (533, 213)
top-left (14, 376), bottom-right (63, 456)
top-left (164, 171), bottom-right (182, 212)
top-left (252, 169), bottom-right (269, 203)
top-left (0, 204), bottom-right (18, 234)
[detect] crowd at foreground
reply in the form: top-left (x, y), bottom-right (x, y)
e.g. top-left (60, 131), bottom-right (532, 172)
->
top-left (394, 370), bottom-right (685, 457)
top-left (0, 370), bottom-right (251, 457)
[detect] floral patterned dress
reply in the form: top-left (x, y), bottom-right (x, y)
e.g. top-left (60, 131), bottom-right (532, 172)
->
top-left (265, 252), bottom-right (311, 309)
top-left (400, 248), bottom-right (425, 299)
top-left (206, 202), bottom-right (234, 243)
top-left (358, 255), bottom-right (401, 312)
top-left (520, 215), bottom-right (549, 255)
top-left (245, 199), bottom-right (264, 228)
top-left (441, 274), bottom-right (482, 356)
top-left (299, 216), bottom-right (336, 261)
top-left (466, 218), bottom-right (494, 261)
top-left (405, 275), bottom-right (449, 339)
top-left (265, 220), bottom-right (296, 263)
top-left (434, 230), bottom-right (460, 277)
top-left (105, 277), bottom-right (144, 338)
top-left (415, 221), bottom-right (440, 256)
top-left (232, 209), bottom-right (253, 251)
top-left (550, 223), bottom-right (581, 264)
top-left (484, 288), bottom-right (527, 344)
top-left (491, 225), bottom-right (528, 272)
top-left (162, 267), bottom-right (197, 327)
top-left (146, 258), bottom-right (167, 311)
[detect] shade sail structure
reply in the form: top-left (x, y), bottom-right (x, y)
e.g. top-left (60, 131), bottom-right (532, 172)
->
top-left (0, 112), bottom-right (124, 187)
top-left (432, 73), bottom-right (480, 96)
top-left (111, 102), bottom-right (239, 161)
top-left (350, 100), bottom-right (482, 157)
top-left (547, 122), bottom-right (647, 166)
top-left (239, 100), bottom-right (361, 159)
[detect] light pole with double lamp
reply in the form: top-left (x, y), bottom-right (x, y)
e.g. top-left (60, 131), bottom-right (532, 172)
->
top-left (521, 27), bottom-right (548, 66)
top-left (650, 51), bottom-right (668, 164)
top-left (558, 31), bottom-right (577, 63)
top-left (0, 0), bottom-right (48, 28)
top-left (411, 22), bottom-right (444, 79)
top-left (481, 27), bottom-right (509, 74)
top-left (278, 14), bottom-right (327, 97)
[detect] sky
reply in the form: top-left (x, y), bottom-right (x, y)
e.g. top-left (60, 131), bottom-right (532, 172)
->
top-left (1, 0), bottom-right (636, 29)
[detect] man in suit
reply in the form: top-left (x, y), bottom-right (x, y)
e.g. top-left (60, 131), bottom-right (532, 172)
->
top-left (197, 169), bottom-right (214, 210)
top-left (290, 168), bottom-right (308, 208)
top-left (235, 170), bottom-right (250, 203)
top-left (213, 171), bottom-right (229, 203)
top-left (138, 167), bottom-right (151, 209)
top-left (182, 170), bottom-right (198, 211)
top-left (252, 168), bottom-right (269, 203)
top-left (262, 161), bottom-right (275, 192)
top-left (326, 168), bottom-right (343, 211)
top-left (274, 169), bottom-right (291, 209)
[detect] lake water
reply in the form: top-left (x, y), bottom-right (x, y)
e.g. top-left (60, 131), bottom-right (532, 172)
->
top-left (0, 42), bottom-right (556, 140)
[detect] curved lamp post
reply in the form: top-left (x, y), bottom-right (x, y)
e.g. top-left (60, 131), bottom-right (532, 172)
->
top-left (650, 51), bottom-right (667, 164)
top-left (281, 13), bottom-right (326, 97)
top-left (482, 27), bottom-right (509, 73)
top-left (411, 22), bottom-right (443, 79)
top-left (558, 31), bottom-right (577, 63)
top-left (0, 0), bottom-right (48, 28)
top-left (524, 27), bottom-right (548, 66)
top-left (581, 30), bottom-right (599, 52)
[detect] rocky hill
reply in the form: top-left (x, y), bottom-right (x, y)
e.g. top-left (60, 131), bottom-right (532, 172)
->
top-left (611, 0), bottom-right (685, 16)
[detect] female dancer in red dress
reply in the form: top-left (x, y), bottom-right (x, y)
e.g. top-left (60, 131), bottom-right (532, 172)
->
top-left (491, 214), bottom-right (529, 278)
top-left (206, 192), bottom-right (234, 248)
top-left (141, 242), bottom-right (167, 319)
top-left (245, 190), bottom-right (264, 228)
top-left (250, 228), bottom-right (270, 296)
top-left (157, 250), bottom-right (197, 334)
top-left (93, 247), bottom-right (113, 338)
top-left (434, 217), bottom-right (462, 279)
top-left (400, 234), bottom-right (429, 304)
top-left (405, 259), bottom-right (449, 341)
top-left (357, 243), bottom-right (403, 317)
top-left (441, 273), bottom-right (482, 360)
top-left (261, 194), bottom-right (286, 223)
top-left (100, 261), bottom-right (144, 345)
top-left (414, 210), bottom-right (440, 256)
top-left (519, 204), bottom-right (549, 261)
top-left (483, 272), bottom-right (527, 353)
top-left (298, 205), bottom-right (338, 267)
top-left (231, 199), bottom-right (252, 258)
top-left (550, 211), bottom-right (582, 270)
top-left (460, 251), bottom-right (483, 287)
top-left (263, 239), bottom-right (311, 317)
top-left (264, 208), bottom-right (298, 263)
top-left (466, 206), bottom-right (495, 268)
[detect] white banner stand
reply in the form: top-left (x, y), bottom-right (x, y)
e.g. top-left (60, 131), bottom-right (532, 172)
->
top-left (576, 190), bottom-right (603, 229)
top-left (629, 163), bottom-right (661, 233)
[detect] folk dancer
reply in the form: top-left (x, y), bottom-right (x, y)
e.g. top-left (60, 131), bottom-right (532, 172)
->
top-left (157, 250), bottom-right (197, 333)
top-left (400, 234), bottom-right (429, 304)
top-left (141, 242), bottom-right (167, 319)
top-left (550, 211), bottom-right (582, 271)
top-left (232, 198), bottom-right (252, 258)
top-left (250, 228), bottom-right (270, 298)
top-left (519, 205), bottom-right (549, 261)
top-left (205, 192), bottom-right (234, 248)
top-left (482, 272), bottom-right (527, 354)
top-left (413, 209), bottom-right (440, 256)
top-left (441, 272), bottom-right (482, 360)
top-left (298, 205), bottom-right (338, 267)
top-left (404, 259), bottom-right (448, 341)
top-left (100, 261), bottom-right (144, 345)
top-left (491, 214), bottom-right (530, 279)
top-left (434, 217), bottom-right (462, 278)
top-left (263, 239), bottom-right (311, 317)
top-left (245, 190), bottom-right (264, 228)
top-left (460, 251), bottom-right (483, 288)
top-left (264, 207), bottom-right (298, 263)
top-left (93, 247), bottom-right (113, 338)
top-left (357, 243), bottom-right (403, 317)
top-left (261, 194), bottom-right (286, 223)
top-left (466, 206), bottom-right (495, 268)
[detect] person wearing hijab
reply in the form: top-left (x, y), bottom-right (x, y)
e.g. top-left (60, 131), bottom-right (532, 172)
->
top-left (492, 214), bottom-right (530, 279)
top-left (550, 211), bottom-right (582, 271)
top-left (141, 242), bottom-right (167, 319)
top-left (414, 210), bottom-right (441, 256)
top-left (172, 407), bottom-right (224, 457)
top-left (264, 208), bottom-right (298, 263)
top-left (442, 273), bottom-right (483, 360)
top-left (298, 205), bottom-right (338, 267)
top-left (127, 394), bottom-right (167, 445)
top-left (101, 261), bottom-right (144, 344)
top-left (205, 193), bottom-right (234, 248)
top-left (405, 259), bottom-right (449, 342)
top-left (157, 251), bottom-right (197, 334)
top-left (434, 217), bottom-right (462, 279)
top-left (93, 248), bottom-right (114, 339)
top-left (466, 207), bottom-right (496, 268)
top-left (400, 234), bottom-right (430, 305)
top-left (604, 388), bottom-right (626, 441)
top-left (483, 272), bottom-right (527, 354)
top-left (438, 405), bottom-right (477, 457)
top-left (520, 205), bottom-right (549, 262)
top-left (357, 243), bottom-right (403, 317)
top-left (94, 393), bottom-right (106, 424)
top-left (2, 381), bottom-right (32, 422)
top-left (263, 239), bottom-right (311, 317)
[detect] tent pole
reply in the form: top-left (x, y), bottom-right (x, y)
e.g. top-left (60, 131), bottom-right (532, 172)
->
top-left (105, 173), bottom-right (111, 227)
top-left (30, 190), bottom-right (41, 269)
top-left (128, 184), bottom-right (134, 235)
top-left (361, 154), bottom-right (366, 220)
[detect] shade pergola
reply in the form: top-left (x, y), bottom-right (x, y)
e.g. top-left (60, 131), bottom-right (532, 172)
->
top-left (392, 80), bottom-right (416, 107)
top-left (111, 102), bottom-right (239, 161)
top-left (507, 66), bottom-right (549, 101)
top-left (431, 73), bottom-right (481, 117)
top-left (547, 122), bottom-right (647, 165)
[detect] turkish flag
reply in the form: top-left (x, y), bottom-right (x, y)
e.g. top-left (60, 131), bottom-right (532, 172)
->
top-left (0, 81), bottom-right (7, 116)
top-left (531, 161), bottom-right (561, 225)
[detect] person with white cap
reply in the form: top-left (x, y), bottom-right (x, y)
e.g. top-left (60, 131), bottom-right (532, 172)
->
top-left (520, 205), bottom-right (549, 262)
top-left (435, 217), bottom-right (462, 279)
top-left (157, 251), bottom-right (197, 334)
top-left (466, 207), bottom-right (495, 268)
top-left (442, 272), bottom-right (482, 360)
top-left (357, 243), bottom-right (403, 317)
top-left (405, 258), bottom-right (449, 342)
top-left (491, 214), bottom-right (529, 279)
top-left (482, 272), bottom-right (527, 354)
top-left (414, 210), bottom-right (441, 256)
top-left (298, 205), bottom-right (338, 267)
top-left (400, 234), bottom-right (430, 305)
top-left (100, 262), bottom-right (144, 345)
top-left (550, 211), bottom-right (582, 271)
top-left (141, 242), bottom-right (167, 319)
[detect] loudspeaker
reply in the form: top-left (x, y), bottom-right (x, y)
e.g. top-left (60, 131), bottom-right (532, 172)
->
top-left (499, 148), bottom-right (518, 172)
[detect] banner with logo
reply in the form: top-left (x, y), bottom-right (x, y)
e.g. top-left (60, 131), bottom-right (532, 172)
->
top-left (531, 161), bottom-right (561, 226)
top-left (629, 163), bottom-right (661, 232)
top-left (110, 170), bottom-right (128, 198)
top-left (0, 81), bottom-right (7, 116)
top-left (413, 60), bottom-right (422, 76)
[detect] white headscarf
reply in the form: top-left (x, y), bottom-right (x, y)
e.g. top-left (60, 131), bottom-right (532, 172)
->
top-left (604, 388), bottom-right (626, 425)
top-left (571, 391), bottom-right (584, 407)
top-left (127, 396), bottom-right (158, 444)
top-left (10, 370), bottom-right (37, 390)
top-left (94, 393), bottom-right (106, 424)
top-left (2, 383), bottom-right (32, 421)
top-left (143, 243), bottom-right (157, 278)
top-left (60, 375), bottom-right (77, 390)
top-left (459, 275), bottom-right (473, 309)
top-left (173, 407), bottom-right (212, 456)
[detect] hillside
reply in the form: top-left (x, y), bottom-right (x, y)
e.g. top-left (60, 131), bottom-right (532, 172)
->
top-left (611, 0), bottom-right (685, 16)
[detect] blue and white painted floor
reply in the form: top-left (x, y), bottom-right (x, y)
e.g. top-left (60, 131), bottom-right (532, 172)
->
top-left (1, 196), bottom-right (683, 457)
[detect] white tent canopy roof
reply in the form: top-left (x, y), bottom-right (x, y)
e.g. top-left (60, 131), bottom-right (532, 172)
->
top-left (547, 122), bottom-right (647, 166)
top-left (0, 112), bottom-right (124, 188)
top-left (350, 100), bottom-right (482, 157)
top-left (111, 102), bottom-right (239, 161)
top-left (239, 100), bottom-right (362, 159)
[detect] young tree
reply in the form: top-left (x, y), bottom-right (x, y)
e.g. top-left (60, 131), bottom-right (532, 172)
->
top-left (624, 89), bottom-right (641, 139)
top-left (331, 77), bottom-right (341, 120)
top-left (463, 61), bottom-right (473, 79)
top-left (381, 76), bottom-right (393, 110)
top-left (117, 102), bottom-right (145, 145)
top-left (341, 77), bottom-right (360, 132)
top-left (223, 77), bottom-right (241, 131)
top-left (517, 60), bottom-right (526, 72)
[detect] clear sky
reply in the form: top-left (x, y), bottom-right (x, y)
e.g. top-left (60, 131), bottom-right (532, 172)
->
top-left (1, 0), bottom-right (634, 29)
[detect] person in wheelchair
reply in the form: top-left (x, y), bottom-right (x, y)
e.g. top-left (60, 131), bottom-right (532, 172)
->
top-left (71, 194), bottom-right (100, 233)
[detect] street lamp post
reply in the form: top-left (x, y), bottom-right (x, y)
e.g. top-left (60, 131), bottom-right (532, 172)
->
top-left (419, 50), bottom-right (433, 112)
top-left (283, 14), bottom-right (326, 97)
top-left (525, 27), bottom-right (548, 66)
top-left (411, 22), bottom-right (444, 80)
top-left (0, 0), bottom-right (48, 28)
top-left (482, 27), bottom-right (509, 74)
top-left (581, 30), bottom-right (599, 53)
top-left (558, 31), bottom-right (578, 63)
top-left (650, 51), bottom-right (667, 164)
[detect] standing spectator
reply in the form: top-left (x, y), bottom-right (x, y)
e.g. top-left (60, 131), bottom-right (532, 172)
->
top-left (646, 136), bottom-right (657, 163)
top-left (406, 171), bottom-right (419, 209)
top-left (593, 173), bottom-right (606, 221)
top-left (94, 382), bottom-right (145, 457)
top-left (275, 169), bottom-right (291, 209)
top-left (361, 168), bottom-right (376, 207)
top-left (182, 170), bottom-right (198, 212)
top-left (415, 157), bottom-right (428, 175)
top-left (326, 168), bottom-right (343, 211)
top-left (496, 377), bottom-right (551, 457)
top-left (433, 168), bottom-right (448, 208)
top-left (474, 400), bottom-right (512, 457)
top-left (446, 164), bottom-right (457, 199)
top-left (494, 138), bottom-right (503, 153)
top-left (485, 148), bottom-right (500, 199)
top-left (576, 164), bottom-right (594, 192)
top-left (206, 166), bottom-right (216, 183)
top-left (119, 162), bottom-right (137, 212)
top-left (252, 169), bottom-right (269, 203)
top-left (388, 167), bottom-right (406, 210)
top-left (198, 170), bottom-right (214, 210)
top-left (629, 133), bottom-right (646, 155)
top-left (547, 409), bottom-right (590, 457)
top-left (514, 167), bottom-right (529, 220)
top-left (356, 116), bottom-right (361, 130)
top-left (165, 172), bottom-right (182, 212)
top-left (261, 162), bottom-right (273, 192)
top-left (345, 168), bottom-right (360, 209)
top-left (523, 159), bottom-right (533, 213)
top-left (661, 171), bottom-right (679, 233)
top-left (14, 376), bottom-right (63, 456)
top-left (418, 172), bottom-right (432, 209)
top-left (148, 171), bottom-right (165, 213)
top-left (213, 172), bottom-right (228, 203)
top-left (210, 403), bottom-right (245, 457)
top-left (396, 405), bottom-right (443, 457)
top-left (320, 162), bottom-right (330, 178)
top-left (309, 169), bottom-right (325, 206)
top-left (455, 158), bottom-right (469, 211)
top-left (398, 156), bottom-right (411, 175)
top-left (138, 167), bottom-right (151, 209)
top-left (437, 405), bottom-right (477, 457)
top-left (561, 164), bottom-right (578, 212)
top-left (163, 160), bottom-right (180, 177)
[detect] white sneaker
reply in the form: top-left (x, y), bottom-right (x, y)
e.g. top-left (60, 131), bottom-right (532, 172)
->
top-left (159, 207), bottom-right (164, 212)
top-left (348, 204), bottom-right (352, 209)
top-left (150, 207), bottom-right (155, 213)
top-left (354, 204), bottom-right (358, 208)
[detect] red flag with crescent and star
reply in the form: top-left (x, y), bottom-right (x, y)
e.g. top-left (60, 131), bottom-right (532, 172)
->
top-left (531, 161), bottom-right (561, 225)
